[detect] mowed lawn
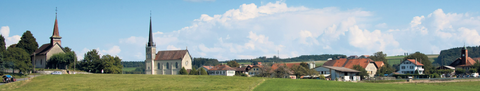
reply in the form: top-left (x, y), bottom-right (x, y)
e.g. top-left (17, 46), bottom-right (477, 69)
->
top-left (253, 79), bottom-right (480, 91)
top-left (1, 74), bottom-right (264, 91)
top-left (122, 67), bottom-right (137, 71)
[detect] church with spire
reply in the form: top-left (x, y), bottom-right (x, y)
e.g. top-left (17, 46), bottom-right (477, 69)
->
top-left (32, 9), bottom-right (66, 69)
top-left (145, 15), bottom-right (192, 75)
top-left (449, 45), bottom-right (479, 70)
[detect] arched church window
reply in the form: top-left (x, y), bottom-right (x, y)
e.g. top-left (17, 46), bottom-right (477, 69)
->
top-left (158, 63), bottom-right (160, 69)
top-left (166, 63), bottom-right (170, 69)
top-left (176, 62), bottom-right (178, 68)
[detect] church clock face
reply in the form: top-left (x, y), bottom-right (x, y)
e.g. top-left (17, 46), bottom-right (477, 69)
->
top-left (185, 61), bottom-right (188, 65)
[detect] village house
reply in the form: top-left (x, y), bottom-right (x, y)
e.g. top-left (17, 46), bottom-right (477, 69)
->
top-left (31, 13), bottom-right (66, 69)
top-left (144, 17), bottom-right (192, 75)
top-left (396, 59), bottom-right (424, 74)
top-left (315, 66), bottom-right (360, 81)
top-left (323, 58), bottom-right (378, 77)
top-left (246, 65), bottom-right (263, 77)
top-left (206, 64), bottom-right (236, 76)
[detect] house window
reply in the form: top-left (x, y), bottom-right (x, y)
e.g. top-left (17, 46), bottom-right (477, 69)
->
top-left (158, 63), bottom-right (160, 69)
top-left (410, 66), bottom-right (414, 69)
top-left (166, 63), bottom-right (169, 69)
top-left (344, 72), bottom-right (348, 76)
top-left (401, 66), bottom-right (405, 69)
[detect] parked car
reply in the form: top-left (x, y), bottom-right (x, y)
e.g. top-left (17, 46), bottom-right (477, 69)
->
top-left (2, 75), bottom-right (16, 83)
top-left (51, 71), bottom-right (63, 75)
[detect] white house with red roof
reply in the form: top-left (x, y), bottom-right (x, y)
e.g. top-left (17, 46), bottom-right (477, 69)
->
top-left (206, 64), bottom-right (236, 76)
top-left (396, 59), bottom-right (424, 74)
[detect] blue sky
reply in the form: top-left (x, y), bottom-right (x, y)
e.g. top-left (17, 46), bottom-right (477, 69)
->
top-left (2, 0), bottom-right (480, 61)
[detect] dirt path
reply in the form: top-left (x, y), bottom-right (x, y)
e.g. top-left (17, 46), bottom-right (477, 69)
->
top-left (249, 78), bottom-right (266, 91)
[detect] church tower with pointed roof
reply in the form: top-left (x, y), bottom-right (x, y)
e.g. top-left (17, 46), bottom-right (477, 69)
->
top-left (51, 9), bottom-right (62, 45)
top-left (145, 15), bottom-right (156, 74)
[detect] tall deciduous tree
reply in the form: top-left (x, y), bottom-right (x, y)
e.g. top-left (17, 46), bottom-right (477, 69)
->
top-left (368, 51), bottom-right (389, 67)
top-left (6, 47), bottom-right (32, 74)
top-left (199, 68), bottom-right (208, 75)
top-left (189, 67), bottom-right (198, 75)
top-left (179, 67), bottom-right (188, 75)
top-left (16, 30), bottom-right (38, 54)
top-left (353, 65), bottom-right (368, 79)
top-left (227, 61), bottom-right (240, 68)
top-left (0, 35), bottom-right (6, 73)
top-left (80, 49), bottom-right (101, 72)
top-left (403, 52), bottom-right (433, 74)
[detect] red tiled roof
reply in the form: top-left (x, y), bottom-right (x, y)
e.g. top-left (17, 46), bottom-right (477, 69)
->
top-left (271, 63), bottom-right (301, 71)
top-left (375, 61), bottom-right (385, 68)
top-left (406, 59), bottom-right (424, 66)
top-left (323, 58), bottom-right (375, 69)
top-left (154, 50), bottom-right (189, 61)
top-left (202, 66), bottom-right (214, 70)
top-left (209, 64), bottom-right (236, 71)
top-left (235, 67), bottom-right (247, 71)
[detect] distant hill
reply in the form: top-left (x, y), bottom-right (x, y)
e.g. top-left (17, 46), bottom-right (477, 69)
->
top-left (434, 46), bottom-right (480, 66)
top-left (224, 54), bottom-right (346, 64)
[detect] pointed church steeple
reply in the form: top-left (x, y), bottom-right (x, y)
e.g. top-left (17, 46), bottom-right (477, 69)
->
top-left (147, 12), bottom-right (155, 47)
top-left (51, 7), bottom-right (62, 45)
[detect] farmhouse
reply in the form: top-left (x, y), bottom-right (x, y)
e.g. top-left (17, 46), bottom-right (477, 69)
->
top-left (144, 17), bottom-right (192, 75)
top-left (206, 64), bottom-right (236, 76)
top-left (396, 59), bottom-right (424, 74)
top-left (449, 46), bottom-right (479, 70)
top-left (246, 65), bottom-right (263, 77)
top-left (323, 58), bottom-right (378, 77)
top-left (315, 66), bottom-right (360, 81)
top-left (31, 13), bottom-right (66, 69)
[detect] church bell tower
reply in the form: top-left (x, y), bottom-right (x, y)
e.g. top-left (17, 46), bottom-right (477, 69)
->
top-left (145, 15), bottom-right (156, 74)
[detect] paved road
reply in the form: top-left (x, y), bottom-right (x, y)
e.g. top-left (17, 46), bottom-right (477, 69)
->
top-left (0, 75), bottom-right (39, 86)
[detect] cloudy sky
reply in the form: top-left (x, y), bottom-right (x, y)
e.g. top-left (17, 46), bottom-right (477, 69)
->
top-left (2, 0), bottom-right (480, 61)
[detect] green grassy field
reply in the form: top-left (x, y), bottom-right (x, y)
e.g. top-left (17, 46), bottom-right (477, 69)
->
top-left (122, 67), bottom-right (137, 71)
top-left (253, 78), bottom-right (480, 91)
top-left (0, 74), bottom-right (264, 91)
top-left (2, 74), bottom-right (480, 91)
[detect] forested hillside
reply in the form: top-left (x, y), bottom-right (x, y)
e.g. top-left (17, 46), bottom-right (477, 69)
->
top-left (225, 54), bottom-right (346, 64)
top-left (435, 46), bottom-right (480, 66)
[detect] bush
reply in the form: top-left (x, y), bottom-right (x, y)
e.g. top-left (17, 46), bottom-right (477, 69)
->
top-left (319, 75), bottom-right (325, 80)
top-left (179, 67), bottom-right (187, 75)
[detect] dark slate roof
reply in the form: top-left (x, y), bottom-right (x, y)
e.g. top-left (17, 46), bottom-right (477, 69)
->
top-left (154, 50), bottom-right (189, 61)
top-left (147, 17), bottom-right (155, 47)
top-left (32, 43), bottom-right (64, 56)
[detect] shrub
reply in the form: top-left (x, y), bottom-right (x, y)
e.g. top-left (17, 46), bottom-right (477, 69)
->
top-left (319, 75), bottom-right (326, 80)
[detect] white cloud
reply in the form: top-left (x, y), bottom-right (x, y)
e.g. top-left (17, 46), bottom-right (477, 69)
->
top-left (115, 2), bottom-right (480, 61)
top-left (167, 45), bottom-right (181, 50)
top-left (0, 26), bottom-right (21, 47)
top-left (101, 45), bottom-right (121, 56)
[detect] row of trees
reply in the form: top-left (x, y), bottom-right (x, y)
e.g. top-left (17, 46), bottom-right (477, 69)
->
top-left (252, 62), bottom-right (319, 78)
top-left (78, 49), bottom-right (123, 73)
top-left (227, 54), bottom-right (346, 64)
top-left (0, 31), bottom-right (38, 75)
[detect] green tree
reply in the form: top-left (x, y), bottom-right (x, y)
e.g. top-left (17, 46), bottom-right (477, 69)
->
top-left (273, 65), bottom-right (290, 78)
top-left (368, 51), bottom-right (390, 67)
top-left (48, 53), bottom-right (67, 69)
top-left (291, 65), bottom-right (307, 78)
top-left (15, 30), bottom-right (38, 54)
top-left (199, 68), bottom-right (208, 75)
top-left (80, 49), bottom-right (101, 73)
top-left (0, 35), bottom-right (6, 74)
top-left (403, 52), bottom-right (433, 74)
top-left (319, 75), bottom-right (326, 80)
top-left (353, 65), bottom-right (368, 79)
top-left (100, 55), bottom-right (122, 74)
top-left (179, 67), bottom-right (188, 75)
top-left (227, 61), bottom-right (240, 68)
top-left (189, 67), bottom-right (198, 75)
top-left (6, 47), bottom-right (32, 74)
top-left (456, 68), bottom-right (465, 75)
top-left (300, 62), bottom-right (309, 69)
